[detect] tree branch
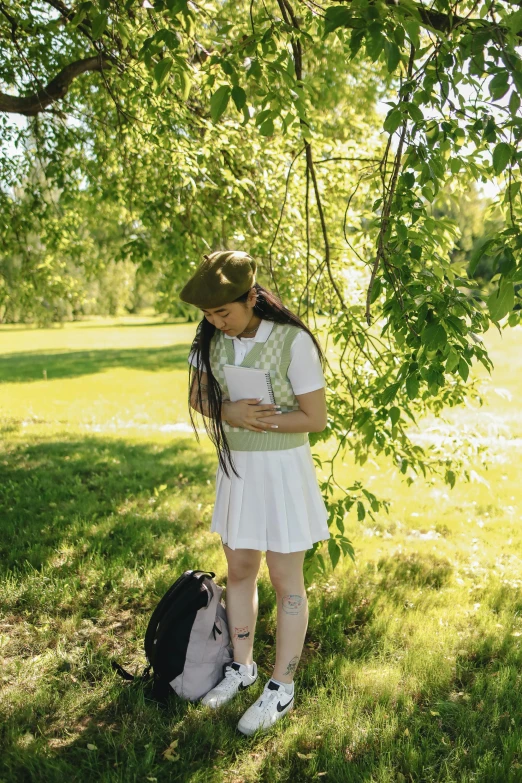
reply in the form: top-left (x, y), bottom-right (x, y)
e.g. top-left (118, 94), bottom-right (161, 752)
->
top-left (0, 55), bottom-right (112, 115)
top-left (336, 0), bottom-right (522, 41)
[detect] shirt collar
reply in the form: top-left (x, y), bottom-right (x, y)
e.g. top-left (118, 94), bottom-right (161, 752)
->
top-left (223, 318), bottom-right (274, 343)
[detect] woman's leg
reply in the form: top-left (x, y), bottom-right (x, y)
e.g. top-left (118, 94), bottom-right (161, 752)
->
top-left (265, 549), bottom-right (308, 683)
top-left (223, 544), bottom-right (262, 666)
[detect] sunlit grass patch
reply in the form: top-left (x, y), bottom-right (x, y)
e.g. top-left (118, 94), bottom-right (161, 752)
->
top-left (2, 317), bottom-right (522, 781)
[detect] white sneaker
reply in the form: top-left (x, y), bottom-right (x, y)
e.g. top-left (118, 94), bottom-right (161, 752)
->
top-left (237, 679), bottom-right (294, 736)
top-left (200, 662), bottom-right (258, 709)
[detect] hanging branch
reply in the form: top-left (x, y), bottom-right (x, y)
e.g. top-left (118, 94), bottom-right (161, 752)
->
top-left (365, 44), bottom-right (416, 327)
top-left (267, 144), bottom-right (306, 300)
top-left (275, 0), bottom-right (347, 312)
top-left (0, 55), bottom-right (112, 115)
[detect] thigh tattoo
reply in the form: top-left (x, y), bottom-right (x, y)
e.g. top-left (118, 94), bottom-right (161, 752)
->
top-left (282, 594), bottom-right (305, 615)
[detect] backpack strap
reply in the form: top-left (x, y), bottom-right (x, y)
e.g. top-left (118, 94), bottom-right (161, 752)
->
top-left (186, 579), bottom-right (224, 665)
top-left (111, 660), bottom-right (151, 682)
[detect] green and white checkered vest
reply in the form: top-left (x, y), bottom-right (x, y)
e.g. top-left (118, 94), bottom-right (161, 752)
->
top-left (209, 321), bottom-right (309, 451)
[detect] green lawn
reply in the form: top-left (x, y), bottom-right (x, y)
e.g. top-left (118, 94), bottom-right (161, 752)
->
top-left (1, 315), bottom-right (522, 782)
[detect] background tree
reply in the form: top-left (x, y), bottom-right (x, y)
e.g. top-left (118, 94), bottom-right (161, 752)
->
top-left (1, 0), bottom-right (521, 576)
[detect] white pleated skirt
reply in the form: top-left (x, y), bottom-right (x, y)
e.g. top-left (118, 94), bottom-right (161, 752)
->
top-left (210, 441), bottom-right (331, 553)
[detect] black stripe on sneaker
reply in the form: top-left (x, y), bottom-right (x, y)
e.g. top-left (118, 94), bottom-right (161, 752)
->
top-left (276, 696), bottom-right (294, 712)
top-left (238, 679), bottom-right (256, 691)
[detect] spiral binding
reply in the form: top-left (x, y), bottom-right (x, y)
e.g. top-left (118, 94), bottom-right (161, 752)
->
top-left (265, 371), bottom-right (276, 404)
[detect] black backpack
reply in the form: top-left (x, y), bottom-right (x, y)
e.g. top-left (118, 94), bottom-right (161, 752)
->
top-left (112, 569), bottom-right (233, 703)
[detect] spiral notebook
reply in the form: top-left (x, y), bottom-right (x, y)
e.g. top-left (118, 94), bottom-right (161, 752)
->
top-left (223, 364), bottom-right (276, 405)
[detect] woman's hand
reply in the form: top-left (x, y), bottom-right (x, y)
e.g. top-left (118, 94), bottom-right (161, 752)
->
top-left (223, 398), bottom-right (281, 432)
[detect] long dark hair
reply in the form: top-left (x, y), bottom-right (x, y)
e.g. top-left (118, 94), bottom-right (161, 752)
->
top-left (187, 282), bottom-right (326, 479)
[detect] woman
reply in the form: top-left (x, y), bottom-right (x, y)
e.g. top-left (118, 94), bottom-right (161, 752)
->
top-left (179, 249), bottom-right (330, 736)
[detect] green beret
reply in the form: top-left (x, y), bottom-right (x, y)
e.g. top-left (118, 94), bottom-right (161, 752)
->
top-left (179, 250), bottom-right (257, 309)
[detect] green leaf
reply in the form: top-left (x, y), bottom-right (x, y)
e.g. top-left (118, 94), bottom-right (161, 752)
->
top-left (504, 181), bottom-right (521, 205)
top-left (156, 29), bottom-right (180, 50)
top-left (338, 536), bottom-right (355, 561)
top-left (489, 71), bottom-right (509, 101)
top-left (509, 89), bottom-right (521, 116)
top-left (210, 85), bottom-right (230, 123)
top-left (406, 374), bottom-right (419, 400)
top-left (357, 501), bottom-right (366, 521)
top-left (328, 538), bottom-right (341, 570)
top-left (512, 70), bottom-right (522, 96)
top-left (389, 406), bottom-right (401, 426)
top-left (281, 111), bottom-right (295, 133)
top-left (324, 6), bottom-right (353, 35)
top-left (492, 142), bottom-right (513, 175)
top-left (254, 109), bottom-right (272, 126)
top-left (91, 12), bottom-right (108, 39)
top-left (403, 19), bottom-right (420, 48)
top-left (231, 86), bottom-right (246, 111)
top-left (458, 357), bottom-right (469, 382)
top-left (259, 118), bottom-right (274, 136)
top-left (469, 238), bottom-right (495, 276)
top-left (396, 222), bottom-right (407, 241)
top-left (487, 279), bottom-right (515, 321)
top-left (406, 102), bottom-right (424, 123)
top-left (246, 59), bottom-right (262, 79)
top-left (154, 57), bottom-right (173, 86)
top-left (505, 8), bottom-right (522, 34)
top-left (383, 108), bottom-right (402, 134)
top-left (385, 41), bottom-right (401, 73)
top-left (179, 69), bottom-right (191, 101)
top-left (167, 0), bottom-right (188, 12)
top-left (381, 381), bottom-right (401, 405)
top-left (445, 347), bottom-right (460, 372)
top-left (221, 60), bottom-right (236, 77)
top-left (365, 28), bottom-right (385, 61)
top-left (421, 323), bottom-right (447, 350)
top-left (496, 250), bottom-right (516, 276)
top-left (425, 121), bottom-right (439, 144)
top-left (71, 8), bottom-right (88, 26)
top-left (369, 277), bottom-right (382, 303)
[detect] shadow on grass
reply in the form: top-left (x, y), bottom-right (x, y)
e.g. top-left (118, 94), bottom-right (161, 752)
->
top-left (0, 343), bottom-right (192, 384)
top-left (277, 628), bottom-right (522, 782)
top-left (369, 551), bottom-right (454, 609)
top-left (0, 435), bottom-right (216, 572)
top-left (3, 618), bottom-right (522, 782)
top-left (71, 320), bottom-right (186, 330)
top-left (0, 319), bottom-right (188, 333)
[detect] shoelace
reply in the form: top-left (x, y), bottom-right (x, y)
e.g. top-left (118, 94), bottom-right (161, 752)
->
top-left (216, 666), bottom-right (247, 693)
top-left (255, 686), bottom-right (283, 711)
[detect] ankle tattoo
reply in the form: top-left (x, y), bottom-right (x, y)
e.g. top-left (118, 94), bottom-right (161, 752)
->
top-left (282, 594), bottom-right (305, 615)
top-left (283, 655), bottom-right (300, 676)
top-left (233, 626), bottom-right (250, 640)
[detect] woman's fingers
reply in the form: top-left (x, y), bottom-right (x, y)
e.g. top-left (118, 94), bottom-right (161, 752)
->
top-left (247, 418), bottom-right (269, 432)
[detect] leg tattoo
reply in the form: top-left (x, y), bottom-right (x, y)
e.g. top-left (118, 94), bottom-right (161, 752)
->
top-left (283, 655), bottom-right (300, 676)
top-left (233, 626), bottom-right (250, 640)
top-left (282, 594), bottom-right (305, 615)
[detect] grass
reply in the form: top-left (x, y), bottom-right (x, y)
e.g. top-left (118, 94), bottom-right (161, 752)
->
top-left (1, 315), bottom-right (522, 782)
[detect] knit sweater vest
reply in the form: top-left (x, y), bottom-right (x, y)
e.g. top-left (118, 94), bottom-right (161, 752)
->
top-left (209, 321), bottom-right (309, 451)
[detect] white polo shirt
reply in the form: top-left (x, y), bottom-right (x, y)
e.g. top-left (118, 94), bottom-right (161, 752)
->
top-left (188, 319), bottom-right (325, 395)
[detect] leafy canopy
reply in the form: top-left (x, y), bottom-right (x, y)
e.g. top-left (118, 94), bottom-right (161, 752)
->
top-left (1, 0), bottom-right (521, 576)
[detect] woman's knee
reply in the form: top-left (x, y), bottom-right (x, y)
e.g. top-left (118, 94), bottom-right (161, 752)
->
top-left (224, 546), bottom-right (261, 583)
top-left (266, 550), bottom-right (306, 594)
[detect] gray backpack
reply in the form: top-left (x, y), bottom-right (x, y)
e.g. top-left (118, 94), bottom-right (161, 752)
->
top-left (112, 570), bottom-right (233, 703)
